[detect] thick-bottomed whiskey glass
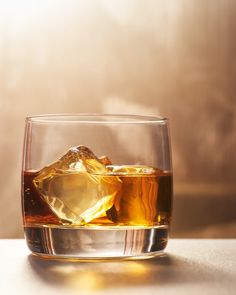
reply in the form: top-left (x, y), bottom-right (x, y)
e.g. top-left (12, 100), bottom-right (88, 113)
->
top-left (22, 114), bottom-right (173, 259)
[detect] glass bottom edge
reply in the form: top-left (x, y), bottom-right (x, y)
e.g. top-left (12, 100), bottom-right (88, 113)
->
top-left (24, 225), bottom-right (169, 260)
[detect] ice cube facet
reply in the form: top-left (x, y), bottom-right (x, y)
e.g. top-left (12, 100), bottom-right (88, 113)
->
top-left (98, 155), bottom-right (112, 166)
top-left (33, 146), bottom-right (120, 224)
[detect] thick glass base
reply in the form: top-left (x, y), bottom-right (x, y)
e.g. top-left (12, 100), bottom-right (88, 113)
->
top-left (24, 225), bottom-right (169, 260)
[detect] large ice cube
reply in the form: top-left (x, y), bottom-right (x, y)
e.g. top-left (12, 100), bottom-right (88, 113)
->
top-left (33, 146), bottom-right (120, 224)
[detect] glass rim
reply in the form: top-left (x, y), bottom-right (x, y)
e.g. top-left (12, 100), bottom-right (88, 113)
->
top-left (26, 113), bottom-right (168, 124)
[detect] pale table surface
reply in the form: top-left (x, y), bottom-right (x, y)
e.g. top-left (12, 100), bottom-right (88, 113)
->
top-left (0, 239), bottom-right (235, 295)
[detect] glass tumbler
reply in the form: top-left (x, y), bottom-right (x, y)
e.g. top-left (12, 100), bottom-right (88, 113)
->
top-left (22, 114), bottom-right (173, 259)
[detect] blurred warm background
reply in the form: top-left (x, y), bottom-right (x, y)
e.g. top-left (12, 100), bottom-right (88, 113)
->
top-left (0, 0), bottom-right (235, 238)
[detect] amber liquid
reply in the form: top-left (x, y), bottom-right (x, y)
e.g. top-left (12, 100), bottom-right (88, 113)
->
top-left (22, 168), bottom-right (172, 227)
